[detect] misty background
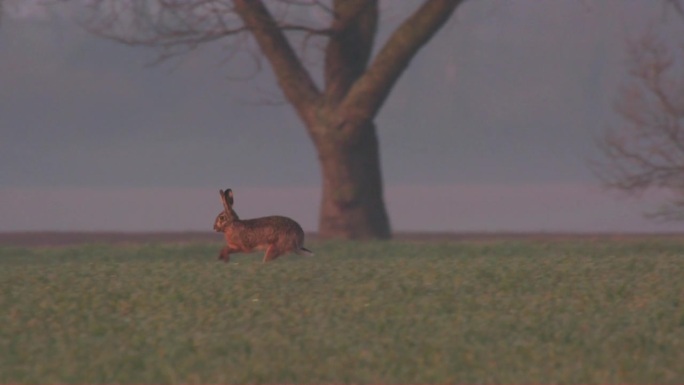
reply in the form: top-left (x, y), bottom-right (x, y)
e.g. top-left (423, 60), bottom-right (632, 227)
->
top-left (1, 0), bottom-right (683, 233)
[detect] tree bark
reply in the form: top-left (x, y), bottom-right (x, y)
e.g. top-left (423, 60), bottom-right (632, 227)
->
top-left (314, 120), bottom-right (391, 239)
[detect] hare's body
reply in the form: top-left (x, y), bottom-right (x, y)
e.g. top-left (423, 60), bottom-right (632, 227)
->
top-left (213, 189), bottom-right (313, 263)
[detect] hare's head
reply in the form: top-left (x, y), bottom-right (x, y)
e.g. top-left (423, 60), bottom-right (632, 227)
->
top-left (213, 188), bottom-right (239, 232)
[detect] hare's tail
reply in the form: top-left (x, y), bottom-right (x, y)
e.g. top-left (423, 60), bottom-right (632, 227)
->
top-left (297, 247), bottom-right (314, 256)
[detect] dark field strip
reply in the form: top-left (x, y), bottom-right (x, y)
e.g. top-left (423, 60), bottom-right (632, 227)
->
top-left (0, 231), bottom-right (222, 247)
top-left (1, 240), bottom-right (683, 383)
top-left (3, 230), bottom-right (684, 247)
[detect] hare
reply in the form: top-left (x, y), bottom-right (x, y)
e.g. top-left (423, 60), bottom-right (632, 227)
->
top-left (213, 188), bottom-right (313, 263)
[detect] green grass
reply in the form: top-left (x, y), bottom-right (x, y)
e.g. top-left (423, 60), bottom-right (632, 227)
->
top-left (1, 240), bottom-right (683, 383)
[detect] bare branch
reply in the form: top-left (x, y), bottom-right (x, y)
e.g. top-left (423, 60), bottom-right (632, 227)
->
top-left (76, 0), bottom-right (248, 63)
top-left (74, 0), bottom-right (331, 64)
top-left (232, 0), bottom-right (322, 124)
top-left (598, 27), bottom-right (684, 219)
top-left (323, 0), bottom-right (378, 104)
top-left (667, 0), bottom-right (684, 17)
top-left (338, 0), bottom-right (464, 127)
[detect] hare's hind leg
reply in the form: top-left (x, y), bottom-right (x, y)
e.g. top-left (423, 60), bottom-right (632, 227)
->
top-left (263, 245), bottom-right (283, 263)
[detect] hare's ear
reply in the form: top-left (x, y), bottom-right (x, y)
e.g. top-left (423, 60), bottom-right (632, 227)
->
top-left (225, 189), bottom-right (234, 205)
top-left (219, 189), bottom-right (232, 212)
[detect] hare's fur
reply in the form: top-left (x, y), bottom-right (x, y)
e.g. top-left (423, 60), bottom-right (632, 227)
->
top-left (213, 189), bottom-right (313, 263)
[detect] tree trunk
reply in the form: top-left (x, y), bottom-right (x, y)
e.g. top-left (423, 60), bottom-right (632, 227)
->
top-left (314, 121), bottom-right (391, 239)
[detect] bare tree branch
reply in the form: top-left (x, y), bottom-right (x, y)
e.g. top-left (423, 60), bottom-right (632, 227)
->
top-left (76, 1), bottom-right (331, 64)
top-left (338, 0), bottom-right (464, 128)
top-left (598, 28), bottom-right (684, 219)
top-left (77, 1), bottom-right (246, 61)
top-left (323, 0), bottom-right (378, 105)
top-left (232, 0), bottom-right (322, 124)
top-left (667, 0), bottom-right (684, 17)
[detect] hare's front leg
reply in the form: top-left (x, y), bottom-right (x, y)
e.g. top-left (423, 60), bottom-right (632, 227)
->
top-left (218, 246), bottom-right (232, 263)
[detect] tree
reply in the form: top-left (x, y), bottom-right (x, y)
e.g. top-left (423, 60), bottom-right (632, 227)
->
top-left (71, 0), bottom-right (464, 239)
top-left (597, 3), bottom-right (684, 220)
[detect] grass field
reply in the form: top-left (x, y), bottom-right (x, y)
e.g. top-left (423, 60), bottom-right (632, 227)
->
top-left (1, 238), bottom-right (683, 383)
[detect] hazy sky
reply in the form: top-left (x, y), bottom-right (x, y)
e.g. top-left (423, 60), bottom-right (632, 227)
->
top-left (1, 0), bottom-right (683, 233)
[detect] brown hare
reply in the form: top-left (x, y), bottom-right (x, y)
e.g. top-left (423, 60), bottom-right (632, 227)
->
top-left (213, 188), bottom-right (313, 263)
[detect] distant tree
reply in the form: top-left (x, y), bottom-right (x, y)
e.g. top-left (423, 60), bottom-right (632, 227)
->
top-left (67, 0), bottom-right (464, 239)
top-left (597, 2), bottom-right (684, 220)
